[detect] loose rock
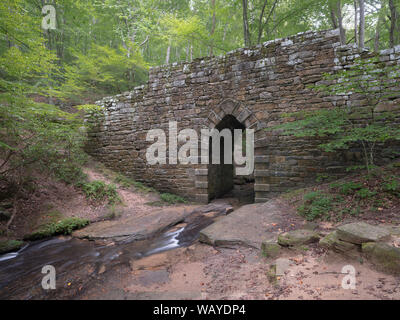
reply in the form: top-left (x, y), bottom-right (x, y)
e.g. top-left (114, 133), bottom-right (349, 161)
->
top-left (319, 231), bottom-right (360, 258)
top-left (362, 242), bottom-right (400, 274)
top-left (278, 229), bottom-right (319, 247)
top-left (261, 241), bottom-right (281, 258)
top-left (337, 222), bottom-right (390, 244)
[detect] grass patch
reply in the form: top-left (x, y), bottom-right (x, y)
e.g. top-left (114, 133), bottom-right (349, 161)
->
top-left (24, 217), bottom-right (90, 241)
top-left (145, 201), bottom-right (166, 207)
top-left (330, 181), bottom-right (363, 195)
top-left (160, 193), bottom-right (187, 205)
top-left (0, 240), bottom-right (24, 254)
top-left (79, 180), bottom-right (121, 204)
top-left (92, 162), bottom-right (116, 179)
top-left (356, 188), bottom-right (377, 199)
top-left (281, 188), bottom-right (306, 201)
top-left (34, 209), bottom-right (63, 228)
top-left (104, 204), bottom-right (123, 220)
top-left (114, 174), bottom-right (134, 189)
top-left (297, 191), bottom-right (334, 221)
top-left (382, 178), bottom-right (400, 197)
top-left (114, 174), bottom-right (156, 193)
top-left (292, 164), bottom-right (400, 222)
top-left (53, 164), bottom-right (88, 186)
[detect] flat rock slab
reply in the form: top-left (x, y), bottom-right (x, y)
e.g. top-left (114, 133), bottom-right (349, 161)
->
top-left (73, 205), bottom-right (200, 241)
top-left (337, 222), bottom-right (390, 244)
top-left (199, 200), bottom-right (292, 249)
top-left (362, 242), bottom-right (400, 274)
top-left (278, 229), bottom-right (319, 247)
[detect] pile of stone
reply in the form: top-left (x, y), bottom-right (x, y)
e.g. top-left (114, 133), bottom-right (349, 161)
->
top-left (261, 227), bottom-right (320, 258)
top-left (320, 222), bottom-right (400, 274)
top-left (262, 222), bottom-right (400, 275)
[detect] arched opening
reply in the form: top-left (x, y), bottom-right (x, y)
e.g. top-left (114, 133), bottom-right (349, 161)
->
top-left (208, 115), bottom-right (255, 204)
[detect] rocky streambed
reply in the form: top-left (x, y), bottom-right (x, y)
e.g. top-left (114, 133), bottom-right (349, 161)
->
top-left (0, 202), bottom-right (233, 299)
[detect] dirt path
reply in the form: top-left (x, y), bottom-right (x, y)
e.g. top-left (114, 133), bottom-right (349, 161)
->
top-left (84, 167), bottom-right (163, 221)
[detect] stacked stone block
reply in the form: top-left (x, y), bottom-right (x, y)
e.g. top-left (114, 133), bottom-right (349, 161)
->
top-left (85, 29), bottom-right (400, 204)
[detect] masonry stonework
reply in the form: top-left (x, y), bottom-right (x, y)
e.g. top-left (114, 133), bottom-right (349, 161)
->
top-left (85, 29), bottom-right (400, 204)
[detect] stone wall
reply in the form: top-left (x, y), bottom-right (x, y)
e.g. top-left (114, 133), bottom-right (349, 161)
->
top-left (85, 29), bottom-right (400, 204)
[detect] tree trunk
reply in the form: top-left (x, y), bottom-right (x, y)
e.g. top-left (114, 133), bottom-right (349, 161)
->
top-left (166, 42), bottom-right (171, 64)
top-left (374, 9), bottom-right (384, 51)
top-left (336, 1), bottom-right (346, 45)
top-left (223, 23), bottom-right (228, 41)
top-left (330, 5), bottom-right (338, 29)
top-left (257, 0), bottom-right (269, 44)
top-left (6, 196), bottom-right (17, 231)
top-left (359, 0), bottom-right (365, 48)
top-left (242, 0), bottom-right (251, 47)
top-left (329, 1), bottom-right (345, 45)
top-left (258, 0), bottom-right (279, 44)
top-left (354, 0), bottom-right (358, 47)
top-left (210, 0), bottom-right (216, 56)
top-left (389, 0), bottom-right (398, 46)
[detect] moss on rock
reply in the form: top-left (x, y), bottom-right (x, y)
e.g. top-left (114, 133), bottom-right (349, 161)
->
top-left (337, 222), bottom-right (390, 244)
top-left (278, 229), bottom-right (319, 247)
top-left (319, 231), bottom-right (360, 258)
top-left (0, 240), bottom-right (24, 254)
top-left (24, 217), bottom-right (90, 241)
top-left (261, 241), bottom-right (281, 258)
top-left (362, 242), bottom-right (400, 274)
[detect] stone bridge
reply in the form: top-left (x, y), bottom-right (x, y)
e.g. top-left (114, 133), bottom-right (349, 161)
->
top-left (86, 29), bottom-right (400, 204)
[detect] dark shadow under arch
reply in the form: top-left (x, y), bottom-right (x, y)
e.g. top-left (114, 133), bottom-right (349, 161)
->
top-left (208, 115), bottom-right (255, 203)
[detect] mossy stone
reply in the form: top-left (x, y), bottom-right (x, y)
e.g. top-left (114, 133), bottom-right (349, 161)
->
top-left (261, 241), bottom-right (281, 258)
top-left (319, 231), bottom-right (360, 258)
top-left (362, 242), bottom-right (400, 274)
top-left (278, 229), bottom-right (319, 247)
top-left (0, 240), bottom-right (24, 254)
top-left (337, 222), bottom-right (390, 244)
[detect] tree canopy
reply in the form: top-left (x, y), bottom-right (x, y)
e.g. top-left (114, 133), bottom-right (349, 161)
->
top-left (1, 0), bottom-right (399, 101)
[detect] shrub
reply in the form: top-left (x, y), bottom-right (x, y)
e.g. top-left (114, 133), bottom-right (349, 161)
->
top-left (0, 240), bottom-right (24, 254)
top-left (114, 174), bottom-right (156, 193)
top-left (330, 181), bottom-right (363, 195)
top-left (160, 193), bottom-right (187, 205)
top-left (383, 178), bottom-right (400, 197)
top-left (52, 163), bottom-right (88, 186)
top-left (268, 57), bottom-right (400, 175)
top-left (297, 191), bottom-right (333, 221)
top-left (24, 217), bottom-right (89, 241)
top-left (79, 180), bottom-right (120, 204)
top-left (114, 174), bottom-right (134, 189)
top-left (356, 188), bottom-right (377, 199)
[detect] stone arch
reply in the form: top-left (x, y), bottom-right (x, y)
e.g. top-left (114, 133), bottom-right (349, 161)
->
top-left (202, 99), bottom-right (261, 131)
top-left (194, 99), bottom-right (270, 203)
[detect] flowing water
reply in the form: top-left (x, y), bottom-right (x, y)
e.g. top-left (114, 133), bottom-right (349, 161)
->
top-left (0, 209), bottom-right (220, 300)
